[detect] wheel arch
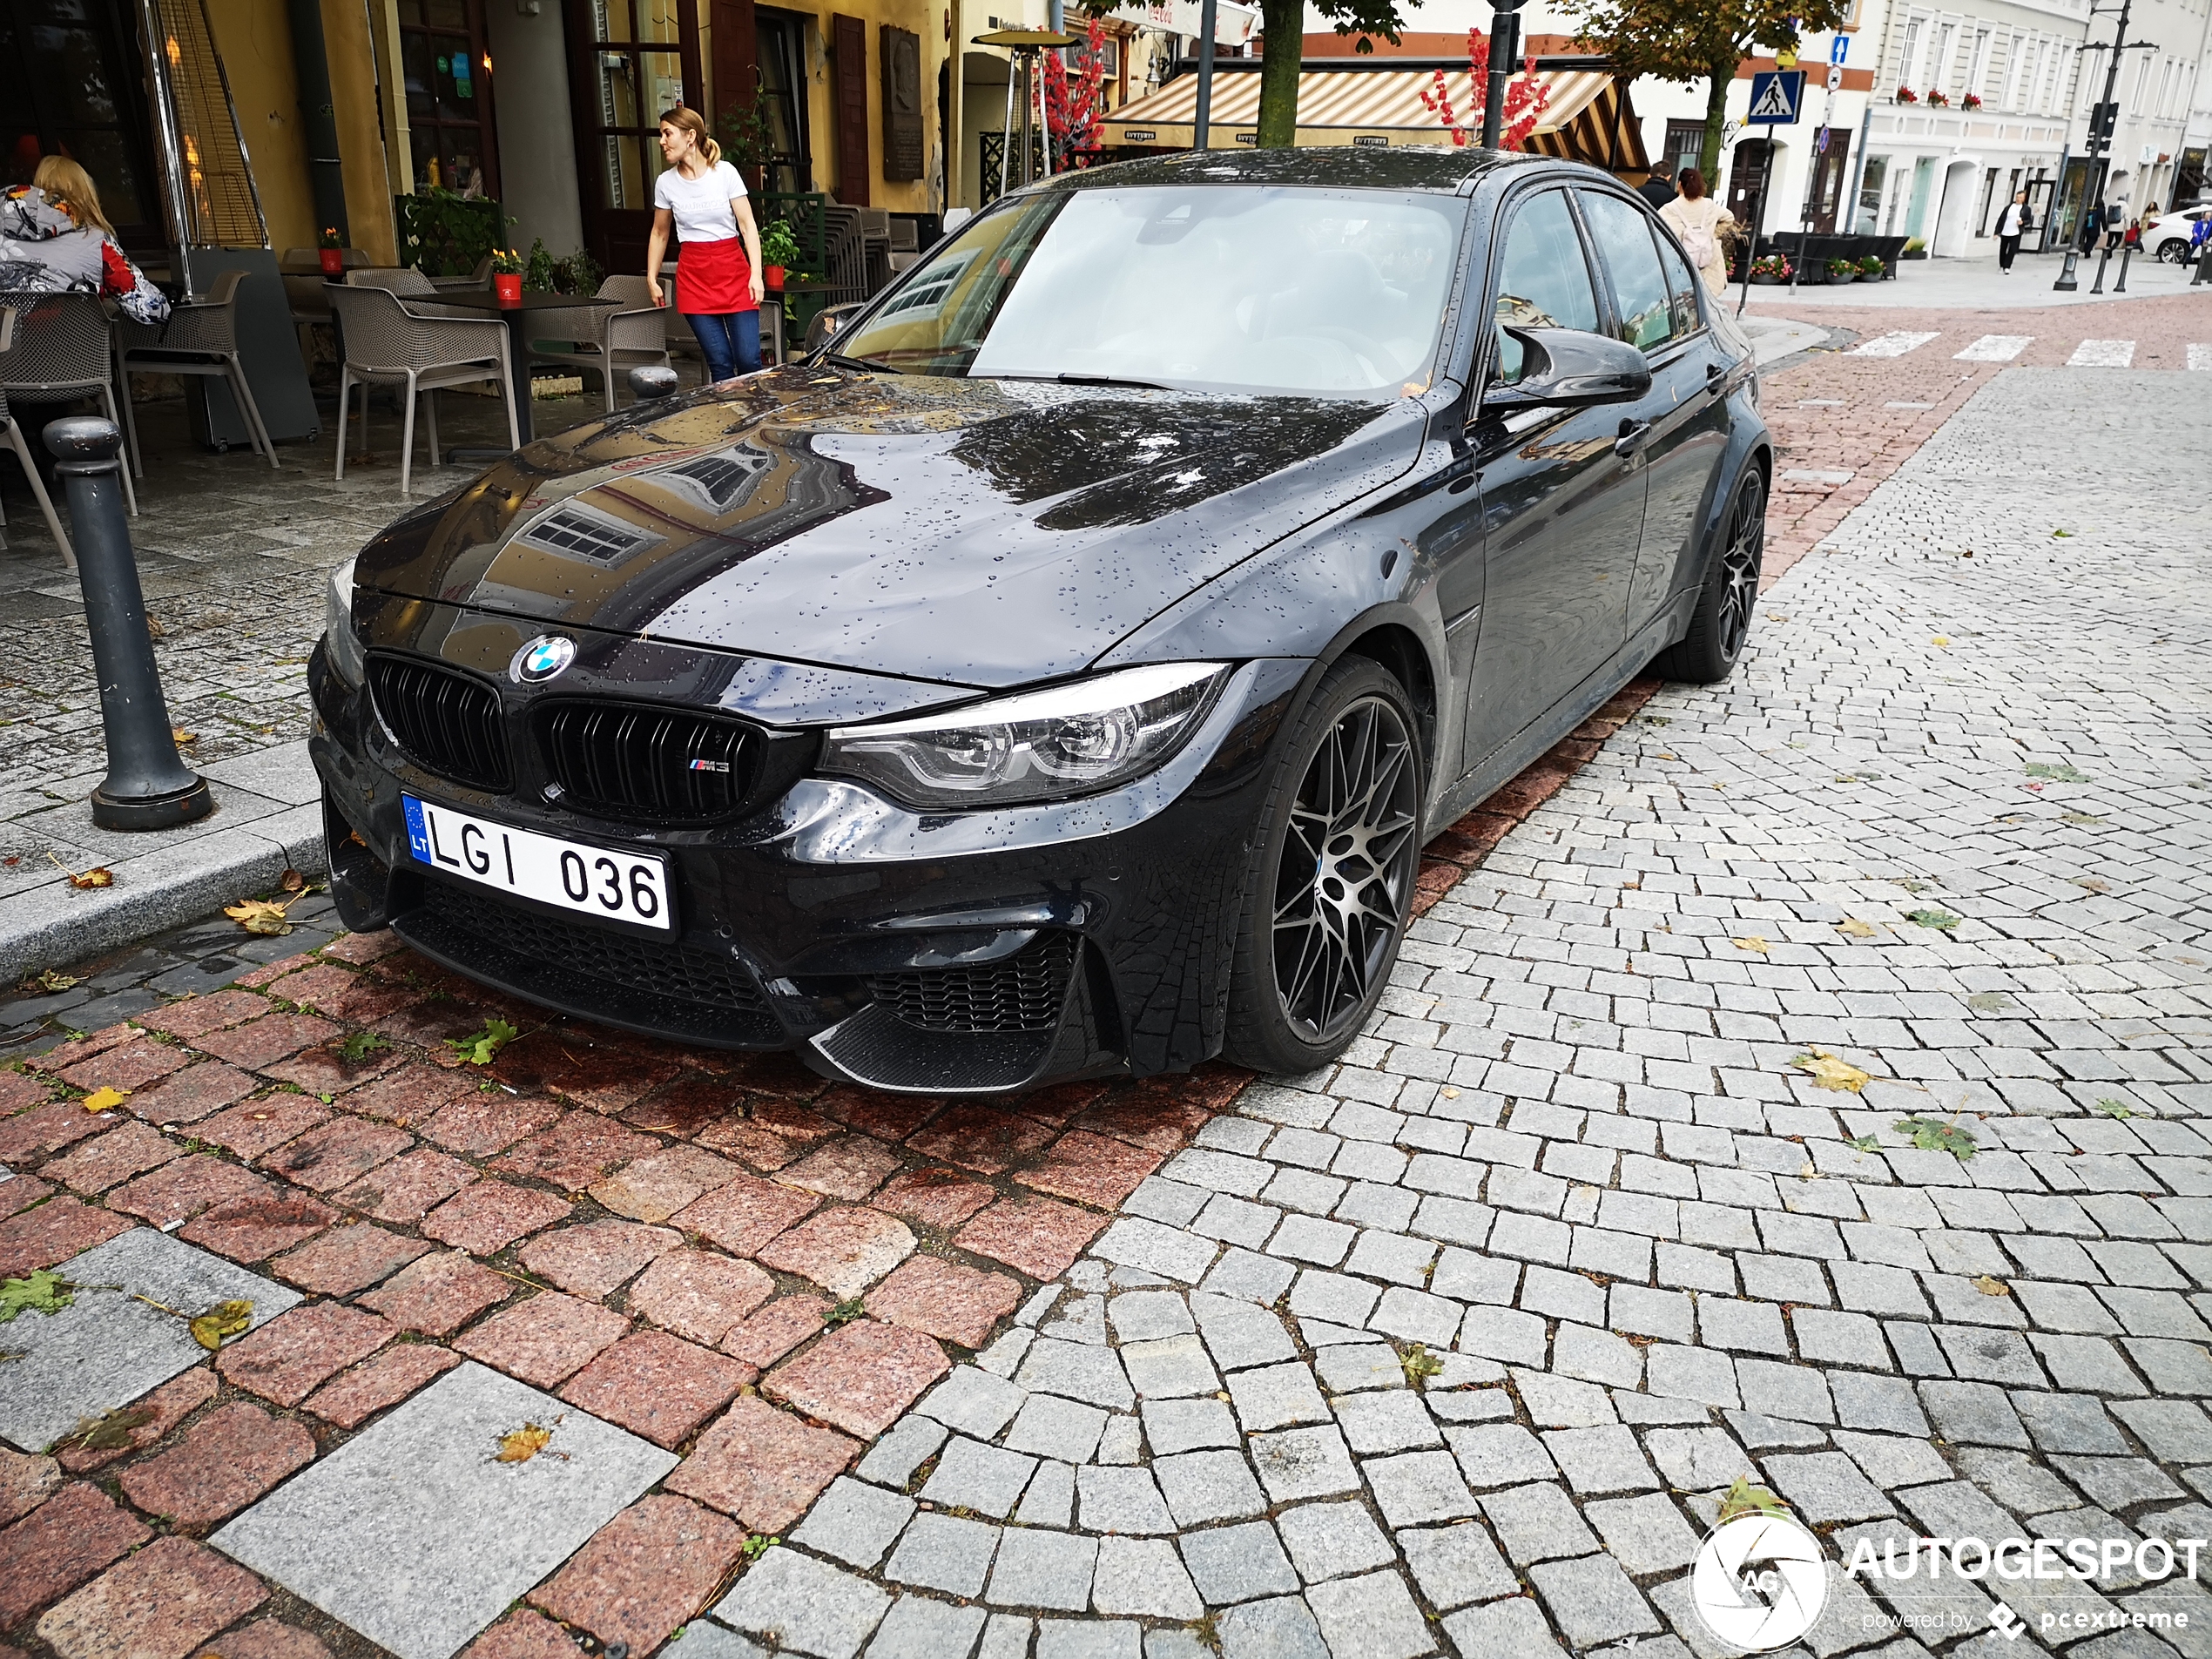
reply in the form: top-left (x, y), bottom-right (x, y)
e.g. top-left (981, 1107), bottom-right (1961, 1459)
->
top-left (1312, 614), bottom-right (1444, 791)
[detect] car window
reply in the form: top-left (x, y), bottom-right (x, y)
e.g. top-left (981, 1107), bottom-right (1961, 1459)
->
top-left (1579, 191), bottom-right (1675, 354)
top-left (1491, 189), bottom-right (1601, 384)
top-left (1653, 225), bottom-right (1703, 337)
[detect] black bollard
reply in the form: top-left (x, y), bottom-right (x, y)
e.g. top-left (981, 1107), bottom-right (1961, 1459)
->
top-left (46, 418), bottom-right (213, 831)
top-left (629, 366), bottom-right (679, 401)
top-left (2114, 241), bottom-right (2132, 293)
top-left (2195, 243), bottom-right (2210, 286)
top-left (2089, 242), bottom-right (2112, 294)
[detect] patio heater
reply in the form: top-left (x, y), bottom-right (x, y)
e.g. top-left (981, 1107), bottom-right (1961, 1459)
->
top-left (977, 29), bottom-right (1081, 195)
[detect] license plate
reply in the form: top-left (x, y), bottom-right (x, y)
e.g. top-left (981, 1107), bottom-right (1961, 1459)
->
top-left (401, 795), bottom-right (673, 932)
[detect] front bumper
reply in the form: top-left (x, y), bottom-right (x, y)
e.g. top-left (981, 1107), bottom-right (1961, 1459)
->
top-left (310, 628), bottom-right (1305, 1094)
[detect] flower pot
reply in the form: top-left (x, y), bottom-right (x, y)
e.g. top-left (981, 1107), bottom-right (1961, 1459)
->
top-left (765, 265), bottom-right (786, 292)
top-left (1748, 273), bottom-right (1784, 286)
top-left (494, 272), bottom-right (523, 307)
top-left (319, 247), bottom-right (344, 277)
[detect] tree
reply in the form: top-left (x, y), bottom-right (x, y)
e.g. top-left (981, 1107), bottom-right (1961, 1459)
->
top-left (1420, 28), bottom-right (1551, 150)
top-left (1573, 0), bottom-right (1848, 181)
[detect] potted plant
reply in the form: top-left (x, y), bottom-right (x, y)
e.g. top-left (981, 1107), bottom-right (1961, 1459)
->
top-left (317, 226), bottom-right (345, 277)
top-left (1858, 253), bottom-right (1887, 280)
top-left (490, 246), bottom-right (526, 307)
top-left (1925, 89), bottom-right (1950, 107)
top-left (1749, 253), bottom-right (1792, 285)
top-left (1961, 92), bottom-right (1983, 110)
top-left (1901, 236), bottom-right (1927, 260)
top-left (1826, 255), bottom-right (1860, 284)
top-left (1895, 86), bottom-right (1918, 104)
top-left (759, 219), bottom-right (802, 293)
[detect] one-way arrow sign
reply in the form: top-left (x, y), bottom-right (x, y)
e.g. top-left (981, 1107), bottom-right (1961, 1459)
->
top-left (1746, 70), bottom-right (1805, 125)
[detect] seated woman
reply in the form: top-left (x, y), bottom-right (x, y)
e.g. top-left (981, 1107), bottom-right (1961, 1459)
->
top-left (0, 156), bottom-right (171, 325)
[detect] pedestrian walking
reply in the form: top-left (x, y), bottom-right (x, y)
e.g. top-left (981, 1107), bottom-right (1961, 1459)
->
top-left (1994, 191), bottom-right (2032, 273)
top-left (1659, 169), bottom-right (1737, 294)
top-left (1638, 168), bottom-right (1678, 211)
top-left (644, 105), bottom-right (765, 382)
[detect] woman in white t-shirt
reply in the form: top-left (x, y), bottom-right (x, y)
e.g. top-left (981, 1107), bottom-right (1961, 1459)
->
top-left (645, 105), bottom-right (765, 380)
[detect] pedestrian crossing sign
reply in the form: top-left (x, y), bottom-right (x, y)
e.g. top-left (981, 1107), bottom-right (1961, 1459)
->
top-left (1747, 70), bottom-right (1805, 125)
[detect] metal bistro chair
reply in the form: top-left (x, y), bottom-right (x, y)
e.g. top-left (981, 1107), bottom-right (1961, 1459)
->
top-left (346, 266), bottom-right (476, 320)
top-left (431, 255), bottom-right (495, 292)
top-left (327, 284), bottom-right (518, 499)
top-left (116, 269), bottom-right (280, 475)
top-left (0, 304), bottom-right (76, 569)
top-left (0, 290), bottom-right (136, 516)
top-left (529, 275), bottom-right (671, 412)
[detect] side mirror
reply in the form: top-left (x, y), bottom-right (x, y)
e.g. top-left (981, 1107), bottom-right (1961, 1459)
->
top-left (805, 301), bottom-right (867, 355)
top-left (1482, 327), bottom-right (1653, 412)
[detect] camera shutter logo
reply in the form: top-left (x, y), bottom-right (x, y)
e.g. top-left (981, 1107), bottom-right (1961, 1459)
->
top-left (512, 636), bottom-right (577, 684)
top-left (1691, 1514), bottom-right (1831, 1652)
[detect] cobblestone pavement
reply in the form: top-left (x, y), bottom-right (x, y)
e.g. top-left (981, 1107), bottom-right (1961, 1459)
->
top-left (3, 367), bottom-right (2210, 1659)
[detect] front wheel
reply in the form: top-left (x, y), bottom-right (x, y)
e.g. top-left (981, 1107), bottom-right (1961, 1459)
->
top-left (2157, 239), bottom-right (2192, 264)
top-left (1223, 658), bottom-right (1426, 1076)
top-left (1651, 467), bottom-right (1765, 685)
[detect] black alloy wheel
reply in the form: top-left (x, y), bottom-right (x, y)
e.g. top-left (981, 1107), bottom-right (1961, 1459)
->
top-left (1653, 467), bottom-right (1765, 684)
top-left (1225, 658), bottom-right (1424, 1073)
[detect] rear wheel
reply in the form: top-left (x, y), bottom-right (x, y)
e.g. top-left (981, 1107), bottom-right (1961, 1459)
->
top-left (1224, 658), bottom-right (1425, 1076)
top-left (1651, 467), bottom-right (1764, 684)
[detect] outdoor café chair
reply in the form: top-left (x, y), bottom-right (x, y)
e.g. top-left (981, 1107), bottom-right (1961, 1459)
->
top-left (116, 268), bottom-right (280, 475)
top-left (327, 283), bottom-right (518, 499)
top-left (0, 303), bottom-right (76, 570)
top-left (0, 290), bottom-right (136, 516)
top-left (527, 275), bottom-right (671, 412)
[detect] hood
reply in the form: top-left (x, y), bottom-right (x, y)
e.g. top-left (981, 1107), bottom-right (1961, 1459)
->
top-left (356, 366), bottom-right (1425, 688)
top-left (1, 185), bottom-right (76, 243)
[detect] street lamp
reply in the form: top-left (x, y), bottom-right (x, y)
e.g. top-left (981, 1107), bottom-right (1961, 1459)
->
top-left (2054, 0), bottom-right (2158, 292)
top-left (1481, 0), bottom-right (1527, 151)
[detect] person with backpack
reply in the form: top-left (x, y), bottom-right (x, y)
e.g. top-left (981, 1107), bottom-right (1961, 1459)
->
top-left (1659, 168), bottom-right (1737, 293)
top-left (1994, 191), bottom-right (2033, 273)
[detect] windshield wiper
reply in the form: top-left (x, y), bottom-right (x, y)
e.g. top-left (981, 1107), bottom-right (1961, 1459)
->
top-left (992, 371), bottom-right (1177, 392)
top-left (823, 351), bottom-right (905, 374)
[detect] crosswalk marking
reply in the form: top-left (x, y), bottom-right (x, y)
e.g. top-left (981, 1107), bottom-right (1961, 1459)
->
top-left (1849, 331), bottom-right (1942, 357)
top-left (1956, 334), bottom-right (2032, 361)
top-left (2069, 338), bottom-right (2136, 367)
top-left (2190, 344), bottom-right (2212, 371)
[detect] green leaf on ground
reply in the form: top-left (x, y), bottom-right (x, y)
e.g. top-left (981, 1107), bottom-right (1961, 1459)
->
top-left (445, 1018), bottom-right (519, 1066)
top-left (338, 1030), bottom-right (391, 1063)
top-left (743, 1533), bottom-right (780, 1560)
top-left (1894, 1116), bottom-right (1978, 1161)
top-left (1717, 1474), bottom-right (1791, 1522)
top-left (0, 1271), bottom-right (75, 1322)
top-left (1845, 1134), bottom-right (1882, 1154)
top-left (1967, 992), bottom-right (2010, 1012)
top-left (826, 1298), bottom-right (867, 1326)
top-left (66, 1404), bottom-right (155, 1452)
top-left (1905, 909), bottom-right (1962, 931)
top-left (1399, 1343), bottom-right (1445, 1386)
top-left (2052, 529), bottom-right (2073, 538)
top-left (2024, 761), bottom-right (2089, 783)
top-left (2062, 812), bottom-right (2106, 825)
top-left (2093, 1097), bottom-right (2134, 1119)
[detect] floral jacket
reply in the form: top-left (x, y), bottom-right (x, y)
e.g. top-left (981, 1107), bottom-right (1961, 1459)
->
top-left (0, 185), bottom-right (172, 325)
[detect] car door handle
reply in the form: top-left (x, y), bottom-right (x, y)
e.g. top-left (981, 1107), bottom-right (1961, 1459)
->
top-left (1615, 419), bottom-right (1654, 459)
top-left (1705, 361), bottom-right (1730, 390)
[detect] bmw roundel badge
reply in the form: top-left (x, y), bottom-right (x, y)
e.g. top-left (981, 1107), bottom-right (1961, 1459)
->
top-left (512, 635), bottom-right (576, 684)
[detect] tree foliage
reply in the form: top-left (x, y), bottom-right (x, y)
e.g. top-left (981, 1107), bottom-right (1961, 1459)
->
top-left (1573, 0), bottom-right (1849, 179)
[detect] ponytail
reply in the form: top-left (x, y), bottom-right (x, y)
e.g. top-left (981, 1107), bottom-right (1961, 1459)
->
top-left (659, 106), bottom-right (721, 165)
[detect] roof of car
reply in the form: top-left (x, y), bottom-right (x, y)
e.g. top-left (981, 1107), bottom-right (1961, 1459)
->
top-left (1030, 145), bottom-right (1553, 196)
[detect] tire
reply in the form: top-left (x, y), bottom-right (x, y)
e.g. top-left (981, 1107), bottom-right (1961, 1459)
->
top-left (1650, 466), bottom-right (1765, 685)
top-left (1223, 657), bottom-right (1426, 1076)
top-left (2158, 239), bottom-right (2191, 264)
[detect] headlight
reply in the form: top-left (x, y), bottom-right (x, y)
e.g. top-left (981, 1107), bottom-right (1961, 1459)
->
top-left (324, 556), bottom-right (364, 685)
top-left (820, 662), bottom-right (1227, 810)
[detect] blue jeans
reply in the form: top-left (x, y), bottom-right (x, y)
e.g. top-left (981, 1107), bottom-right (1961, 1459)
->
top-left (688, 311), bottom-right (761, 381)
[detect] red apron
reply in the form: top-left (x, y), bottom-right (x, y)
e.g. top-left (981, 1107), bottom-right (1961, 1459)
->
top-left (678, 235), bottom-right (757, 314)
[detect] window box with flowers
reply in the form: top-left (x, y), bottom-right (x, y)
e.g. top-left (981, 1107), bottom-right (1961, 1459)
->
top-left (1961, 93), bottom-right (1982, 110)
top-left (1925, 89), bottom-right (1951, 106)
top-left (1895, 86), bottom-right (1918, 103)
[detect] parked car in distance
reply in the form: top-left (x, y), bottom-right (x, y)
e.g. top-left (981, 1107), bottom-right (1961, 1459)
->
top-left (2147, 206), bottom-right (2212, 262)
top-left (312, 146), bottom-right (1771, 1096)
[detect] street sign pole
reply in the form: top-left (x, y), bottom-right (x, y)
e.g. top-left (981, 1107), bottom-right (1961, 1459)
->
top-left (1193, 0), bottom-right (1218, 151)
top-left (1481, 0), bottom-right (1527, 151)
top-left (1740, 68), bottom-right (1803, 314)
top-left (2057, 0), bottom-right (2131, 291)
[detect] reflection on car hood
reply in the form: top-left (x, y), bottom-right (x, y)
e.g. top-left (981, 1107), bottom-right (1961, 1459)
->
top-left (354, 365), bottom-right (1424, 688)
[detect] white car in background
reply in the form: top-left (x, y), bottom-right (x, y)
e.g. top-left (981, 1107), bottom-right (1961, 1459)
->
top-left (2147, 205), bottom-right (2212, 261)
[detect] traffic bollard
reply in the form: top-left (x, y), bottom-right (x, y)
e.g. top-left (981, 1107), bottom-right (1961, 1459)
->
top-left (2195, 243), bottom-right (2211, 286)
top-left (629, 366), bottom-right (679, 401)
top-left (2114, 242), bottom-right (2133, 293)
top-left (2089, 243), bottom-right (2112, 294)
top-left (46, 417), bottom-right (213, 831)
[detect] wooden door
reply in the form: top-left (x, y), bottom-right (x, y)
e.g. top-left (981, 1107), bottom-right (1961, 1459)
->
top-left (1808, 131), bottom-right (1852, 233)
top-left (569, 0), bottom-right (704, 274)
top-left (832, 13), bottom-right (868, 205)
top-left (399, 0), bottom-right (500, 202)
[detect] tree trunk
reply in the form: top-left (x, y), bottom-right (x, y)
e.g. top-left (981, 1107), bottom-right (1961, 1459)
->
top-left (1257, 0), bottom-right (1303, 148)
top-left (1698, 57), bottom-right (1732, 182)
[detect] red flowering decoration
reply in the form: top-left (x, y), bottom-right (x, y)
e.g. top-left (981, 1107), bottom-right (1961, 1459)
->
top-left (1420, 28), bottom-right (1550, 150)
top-left (1042, 19), bottom-right (1111, 167)
top-left (1894, 85), bottom-right (1919, 103)
top-left (1961, 92), bottom-right (1982, 109)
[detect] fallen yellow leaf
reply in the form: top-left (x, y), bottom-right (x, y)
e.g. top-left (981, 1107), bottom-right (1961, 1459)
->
top-left (1932, 636), bottom-right (1952, 647)
top-left (81, 1086), bottom-right (131, 1113)
top-left (48, 852), bottom-right (116, 889)
top-left (224, 894), bottom-right (306, 935)
top-left (1838, 919), bottom-right (1878, 938)
top-left (188, 1298), bottom-right (253, 1351)
top-left (1973, 1275), bottom-right (2011, 1297)
top-left (496, 1422), bottom-right (554, 1464)
top-left (1731, 937), bottom-right (1770, 954)
top-left (1792, 1049), bottom-right (1871, 1093)
top-left (172, 728), bottom-right (196, 745)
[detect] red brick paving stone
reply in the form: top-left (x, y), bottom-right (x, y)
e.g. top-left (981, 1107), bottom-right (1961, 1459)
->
top-left (758, 1206), bottom-right (916, 1298)
top-left (528, 1493), bottom-right (745, 1649)
top-left (621, 1075), bottom-right (747, 1138)
top-left (765, 1318), bottom-right (949, 1439)
top-left (815, 1084), bottom-right (941, 1143)
top-left (627, 1248), bottom-right (776, 1345)
top-left (1013, 1129), bottom-right (1163, 1209)
top-left (37, 1122), bottom-right (182, 1194)
top-left (29, 1022), bottom-right (138, 1074)
top-left (56, 1366), bottom-right (217, 1474)
top-left (865, 1254), bottom-right (1023, 1348)
top-left (0, 1172), bottom-right (53, 1218)
top-left (0, 1099), bottom-right (112, 1162)
top-left (414, 1086), bottom-right (563, 1154)
top-left (491, 1033), bottom-right (679, 1116)
top-left (489, 1116), bottom-right (659, 1190)
top-left (342, 1063), bottom-right (480, 1130)
top-left (55, 1036), bottom-right (192, 1095)
top-left (260, 1041), bottom-right (410, 1097)
top-left (778, 1136), bottom-right (904, 1201)
top-left (356, 1249), bottom-right (512, 1335)
top-left (747, 1096), bottom-right (842, 1145)
top-left (132, 990), bottom-right (271, 1042)
top-left (588, 1143), bottom-right (744, 1223)
top-left (692, 1116), bottom-right (805, 1170)
top-left (461, 1609), bottom-right (578, 1659)
top-left (1002, 1080), bottom-right (1110, 1127)
top-left (272, 1220), bottom-right (432, 1294)
top-left (455, 1290), bottom-right (631, 1387)
top-left (665, 1396), bottom-right (860, 1530)
top-left (264, 961), bottom-right (414, 1022)
top-left (233, 950), bottom-right (317, 987)
top-left (118, 1401), bottom-right (314, 1527)
top-left (0, 1068), bottom-right (53, 1110)
top-left (518, 1218), bottom-right (681, 1299)
top-left (869, 1166), bottom-right (999, 1231)
top-left (954, 1194), bottom-right (1106, 1281)
top-left (907, 1103), bottom-right (1056, 1175)
top-left (124, 1062), bottom-right (259, 1126)
top-left (1073, 1091), bottom-right (1217, 1155)
top-left (1, 1446), bottom-right (60, 1523)
top-left (721, 1292), bottom-right (830, 1367)
top-left (421, 1179), bottom-right (571, 1254)
top-left (667, 1172), bottom-right (819, 1256)
top-left (194, 1095), bottom-right (334, 1161)
top-left (259, 1116), bottom-right (413, 1193)
top-left (216, 1302), bottom-right (396, 1406)
top-left (0, 1482), bottom-right (151, 1629)
top-left (1133, 1062), bottom-right (1253, 1115)
top-left (0, 1196), bottom-right (136, 1277)
top-left (205, 1618), bottom-right (332, 1659)
top-left (32, 1535), bottom-right (267, 1659)
top-left (179, 1192), bottom-right (337, 1263)
top-left (321, 927), bottom-right (405, 965)
top-left (302, 1340), bottom-right (464, 1428)
top-left (371, 996), bottom-right (491, 1052)
top-left (190, 1012), bottom-right (343, 1072)
top-left (559, 1328), bottom-right (751, 1448)
top-left (332, 1147), bottom-right (478, 1223)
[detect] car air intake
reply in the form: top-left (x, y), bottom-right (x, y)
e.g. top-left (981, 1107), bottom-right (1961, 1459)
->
top-left (537, 703), bottom-right (757, 824)
top-left (868, 934), bottom-right (1077, 1034)
top-left (366, 655), bottom-right (510, 792)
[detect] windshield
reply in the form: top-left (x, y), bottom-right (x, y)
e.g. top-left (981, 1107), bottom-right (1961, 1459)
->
top-left (832, 185), bottom-right (1467, 397)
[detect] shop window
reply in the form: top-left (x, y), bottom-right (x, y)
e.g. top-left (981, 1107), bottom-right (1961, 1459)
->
top-left (401, 0), bottom-right (498, 198)
top-left (754, 9), bottom-right (812, 196)
top-left (1, 0), bottom-right (162, 251)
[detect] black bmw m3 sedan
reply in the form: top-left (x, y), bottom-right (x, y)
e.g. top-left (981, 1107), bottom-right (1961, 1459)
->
top-left (312, 145), bottom-right (1770, 1096)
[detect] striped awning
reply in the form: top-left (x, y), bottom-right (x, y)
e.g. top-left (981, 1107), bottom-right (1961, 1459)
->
top-left (1095, 64), bottom-right (1618, 152)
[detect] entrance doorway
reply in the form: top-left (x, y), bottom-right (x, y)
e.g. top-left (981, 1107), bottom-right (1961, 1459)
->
top-left (753, 9), bottom-right (813, 195)
top-left (1726, 138), bottom-right (1776, 248)
top-left (401, 0), bottom-right (500, 199)
top-left (1806, 131), bottom-right (1852, 233)
top-left (567, 0), bottom-right (702, 274)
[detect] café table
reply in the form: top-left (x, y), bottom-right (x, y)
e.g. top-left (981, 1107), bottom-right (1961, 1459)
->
top-left (395, 287), bottom-right (620, 446)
